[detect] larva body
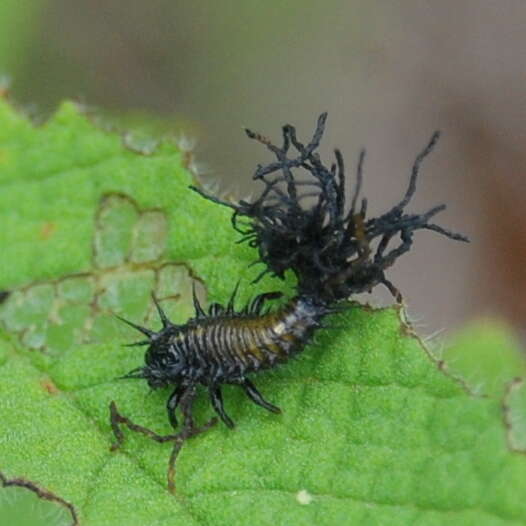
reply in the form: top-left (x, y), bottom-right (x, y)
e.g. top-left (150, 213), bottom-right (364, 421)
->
top-left (148, 296), bottom-right (324, 385)
top-left (122, 292), bottom-right (328, 428)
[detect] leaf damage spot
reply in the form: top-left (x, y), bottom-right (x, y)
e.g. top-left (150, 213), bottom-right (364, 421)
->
top-left (40, 377), bottom-right (60, 395)
top-left (502, 376), bottom-right (526, 454)
top-left (0, 471), bottom-right (78, 526)
top-left (93, 192), bottom-right (167, 268)
top-left (296, 489), bottom-right (313, 505)
top-left (39, 222), bottom-right (57, 240)
top-left (0, 192), bottom-right (203, 355)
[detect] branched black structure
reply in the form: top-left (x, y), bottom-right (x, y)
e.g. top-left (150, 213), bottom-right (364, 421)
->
top-left (191, 113), bottom-right (468, 303)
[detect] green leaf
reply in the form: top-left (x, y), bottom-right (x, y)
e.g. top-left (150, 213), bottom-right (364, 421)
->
top-left (444, 319), bottom-right (526, 397)
top-left (0, 98), bottom-right (525, 526)
top-left (444, 320), bottom-right (526, 455)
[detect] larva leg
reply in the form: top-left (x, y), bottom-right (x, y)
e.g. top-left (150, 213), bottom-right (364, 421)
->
top-left (167, 387), bottom-right (217, 494)
top-left (248, 291), bottom-right (283, 314)
top-left (209, 386), bottom-right (235, 428)
top-left (109, 400), bottom-right (179, 451)
top-left (166, 384), bottom-right (188, 429)
top-left (110, 391), bottom-right (218, 494)
top-left (240, 378), bottom-right (281, 414)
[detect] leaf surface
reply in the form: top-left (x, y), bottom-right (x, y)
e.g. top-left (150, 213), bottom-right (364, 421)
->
top-left (0, 99), bottom-right (525, 526)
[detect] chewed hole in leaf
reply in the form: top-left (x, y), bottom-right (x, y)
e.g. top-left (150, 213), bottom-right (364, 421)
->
top-left (0, 476), bottom-right (76, 526)
top-left (0, 192), bottom-right (203, 356)
top-left (503, 378), bottom-right (526, 453)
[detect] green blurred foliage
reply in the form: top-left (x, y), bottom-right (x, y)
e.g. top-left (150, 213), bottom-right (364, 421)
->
top-left (0, 0), bottom-right (45, 77)
top-left (445, 319), bottom-right (526, 397)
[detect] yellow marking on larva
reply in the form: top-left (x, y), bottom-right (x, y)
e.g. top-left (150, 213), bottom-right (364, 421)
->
top-left (220, 324), bottom-right (243, 365)
top-left (242, 325), bottom-right (267, 361)
top-left (243, 327), bottom-right (266, 363)
top-left (271, 312), bottom-right (303, 345)
top-left (214, 304), bottom-right (303, 367)
top-left (273, 322), bottom-right (286, 335)
top-left (229, 325), bottom-right (254, 366)
top-left (203, 324), bottom-right (222, 367)
top-left (246, 342), bottom-right (265, 360)
top-left (278, 331), bottom-right (297, 343)
top-left (266, 342), bottom-right (285, 355)
top-left (246, 348), bottom-right (265, 363)
top-left (259, 328), bottom-right (286, 357)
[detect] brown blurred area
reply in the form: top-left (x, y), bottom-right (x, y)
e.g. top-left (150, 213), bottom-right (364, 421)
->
top-left (10, 0), bottom-right (526, 338)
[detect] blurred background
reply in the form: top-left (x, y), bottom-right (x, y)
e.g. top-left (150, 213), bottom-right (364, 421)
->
top-left (1, 0), bottom-right (525, 339)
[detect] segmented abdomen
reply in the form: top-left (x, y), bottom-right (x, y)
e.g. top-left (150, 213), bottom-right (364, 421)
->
top-left (170, 296), bottom-right (325, 381)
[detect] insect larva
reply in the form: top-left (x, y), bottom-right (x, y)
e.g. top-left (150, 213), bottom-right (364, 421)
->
top-left (110, 113), bottom-right (468, 492)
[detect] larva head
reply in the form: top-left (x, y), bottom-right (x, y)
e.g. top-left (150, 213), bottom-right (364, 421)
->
top-left (116, 295), bottom-right (185, 389)
top-left (192, 114), bottom-right (469, 303)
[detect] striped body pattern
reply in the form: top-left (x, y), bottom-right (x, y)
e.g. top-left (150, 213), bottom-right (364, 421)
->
top-left (110, 113), bottom-right (468, 490)
top-left (120, 292), bottom-right (328, 428)
top-left (152, 296), bottom-right (323, 382)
